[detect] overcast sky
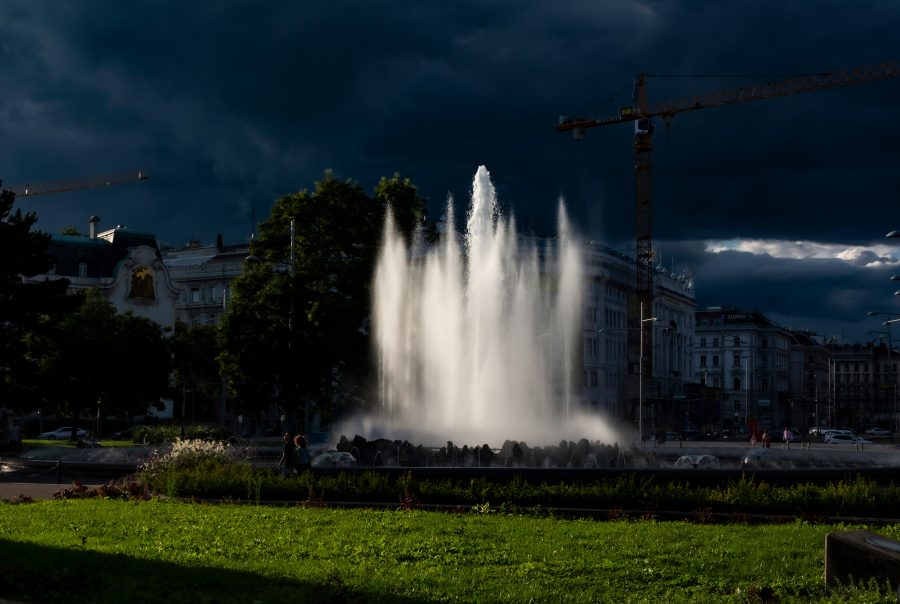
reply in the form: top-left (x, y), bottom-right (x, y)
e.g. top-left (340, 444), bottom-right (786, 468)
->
top-left (1, 1), bottom-right (898, 342)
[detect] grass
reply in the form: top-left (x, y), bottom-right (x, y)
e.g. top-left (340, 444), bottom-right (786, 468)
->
top-left (1, 498), bottom-right (897, 603)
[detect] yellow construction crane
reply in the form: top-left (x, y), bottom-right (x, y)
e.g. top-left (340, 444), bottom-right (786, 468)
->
top-left (6, 170), bottom-right (148, 198)
top-left (558, 62), bottom-right (898, 379)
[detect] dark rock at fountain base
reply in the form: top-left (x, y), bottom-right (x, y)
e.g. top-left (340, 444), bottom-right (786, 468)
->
top-left (335, 434), bottom-right (627, 469)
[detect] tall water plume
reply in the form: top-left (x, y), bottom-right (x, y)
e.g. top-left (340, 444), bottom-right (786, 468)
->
top-left (362, 166), bottom-right (616, 446)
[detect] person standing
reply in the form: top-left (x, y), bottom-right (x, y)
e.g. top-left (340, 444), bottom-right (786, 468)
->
top-left (782, 427), bottom-right (793, 450)
top-left (294, 434), bottom-right (311, 474)
top-left (279, 433), bottom-right (296, 478)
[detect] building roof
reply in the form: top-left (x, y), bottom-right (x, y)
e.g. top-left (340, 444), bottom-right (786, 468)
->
top-left (48, 226), bottom-right (160, 279)
top-left (695, 306), bottom-right (778, 329)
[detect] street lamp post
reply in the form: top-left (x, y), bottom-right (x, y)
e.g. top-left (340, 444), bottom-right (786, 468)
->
top-left (867, 311), bottom-right (900, 433)
top-left (638, 302), bottom-right (658, 445)
top-left (244, 218), bottom-right (298, 435)
top-left (885, 319), bottom-right (899, 433)
top-left (596, 301), bottom-right (657, 445)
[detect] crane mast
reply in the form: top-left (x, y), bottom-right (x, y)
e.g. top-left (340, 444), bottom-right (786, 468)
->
top-left (557, 61), bottom-right (898, 423)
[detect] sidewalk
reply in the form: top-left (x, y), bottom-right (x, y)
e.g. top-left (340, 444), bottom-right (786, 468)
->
top-left (0, 482), bottom-right (101, 501)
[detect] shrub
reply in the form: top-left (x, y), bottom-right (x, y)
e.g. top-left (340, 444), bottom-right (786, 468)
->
top-left (133, 424), bottom-right (232, 445)
top-left (138, 438), bottom-right (251, 496)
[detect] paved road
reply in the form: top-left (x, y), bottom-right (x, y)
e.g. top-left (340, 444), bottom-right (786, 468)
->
top-left (0, 482), bottom-right (102, 501)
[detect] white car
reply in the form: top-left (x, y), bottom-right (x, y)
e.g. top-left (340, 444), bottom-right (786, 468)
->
top-left (39, 427), bottom-right (89, 440)
top-left (864, 427), bottom-right (891, 437)
top-left (822, 429), bottom-right (854, 439)
top-left (824, 433), bottom-right (871, 445)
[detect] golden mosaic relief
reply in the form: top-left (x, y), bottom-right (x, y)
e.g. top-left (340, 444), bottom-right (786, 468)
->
top-left (129, 265), bottom-right (155, 300)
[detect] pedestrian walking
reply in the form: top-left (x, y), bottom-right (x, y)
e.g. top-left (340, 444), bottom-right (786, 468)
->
top-left (279, 433), bottom-right (296, 478)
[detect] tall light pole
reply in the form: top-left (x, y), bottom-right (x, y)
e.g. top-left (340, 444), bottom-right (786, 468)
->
top-left (244, 218), bottom-right (298, 435)
top-left (867, 311), bottom-right (899, 433)
top-left (596, 300), bottom-right (656, 444)
top-left (638, 301), bottom-right (658, 445)
top-left (885, 318), bottom-right (898, 433)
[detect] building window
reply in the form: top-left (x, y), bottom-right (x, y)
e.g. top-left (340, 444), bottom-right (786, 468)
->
top-left (700, 337), bottom-right (707, 348)
top-left (761, 377), bottom-right (768, 391)
top-left (700, 355), bottom-right (707, 367)
top-left (734, 353), bottom-right (741, 367)
top-left (585, 306), bottom-right (596, 324)
top-left (734, 336), bottom-right (740, 346)
top-left (585, 336), bottom-right (598, 359)
top-left (713, 338), bottom-right (719, 348)
top-left (712, 355), bottom-right (719, 368)
top-left (77, 262), bottom-right (88, 277)
top-left (191, 288), bottom-right (201, 304)
top-left (590, 370), bottom-right (598, 387)
top-left (734, 377), bottom-right (741, 391)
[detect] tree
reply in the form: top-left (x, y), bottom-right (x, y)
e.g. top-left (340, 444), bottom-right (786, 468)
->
top-left (36, 289), bottom-right (172, 437)
top-left (219, 171), bottom-right (425, 427)
top-left (171, 322), bottom-right (223, 424)
top-left (0, 184), bottom-right (74, 410)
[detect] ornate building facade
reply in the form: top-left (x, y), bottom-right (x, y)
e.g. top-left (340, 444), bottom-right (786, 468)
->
top-left (24, 217), bottom-right (179, 329)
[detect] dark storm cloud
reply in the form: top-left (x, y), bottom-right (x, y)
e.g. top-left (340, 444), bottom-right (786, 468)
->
top-left (656, 237), bottom-right (899, 342)
top-left (1, 1), bottom-right (898, 341)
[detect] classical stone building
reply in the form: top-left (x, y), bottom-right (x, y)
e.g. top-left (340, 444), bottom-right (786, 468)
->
top-left (693, 307), bottom-right (794, 433)
top-left (24, 217), bottom-right (179, 329)
top-left (829, 341), bottom-right (898, 430)
top-left (162, 239), bottom-right (250, 326)
top-left (580, 242), bottom-right (696, 430)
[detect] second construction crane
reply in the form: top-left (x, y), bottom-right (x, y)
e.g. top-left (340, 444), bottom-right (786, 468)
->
top-left (558, 62), bottom-right (898, 378)
top-left (6, 171), bottom-right (148, 198)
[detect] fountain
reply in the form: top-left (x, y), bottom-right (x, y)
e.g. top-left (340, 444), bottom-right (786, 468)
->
top-left (331, 166), bottom-right (900, 476)
top-left (339, 166), bottom-right (618, 449)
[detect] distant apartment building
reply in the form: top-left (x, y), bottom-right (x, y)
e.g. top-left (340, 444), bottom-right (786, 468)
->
top-left (788, 330), bottom-right (833, 430)
top-left (580, 242), bottom-right (696, 428)
top-left (693, 307), bottom-right (794, 432)
top-left (829, 341), bottom-right (898, 429)
top-left (162, 239), bottom-right (250, 326)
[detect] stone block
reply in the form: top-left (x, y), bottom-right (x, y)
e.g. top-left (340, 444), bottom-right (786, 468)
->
top-left (825, 530), bottom-right (900, 593)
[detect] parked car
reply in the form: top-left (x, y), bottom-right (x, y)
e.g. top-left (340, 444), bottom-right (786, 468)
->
top-left (39, 427), bottom-right (89, 440)
top-left (824, 433), bottom-right (871, 445)
top-left (864, 427), bottom-right (891, 437)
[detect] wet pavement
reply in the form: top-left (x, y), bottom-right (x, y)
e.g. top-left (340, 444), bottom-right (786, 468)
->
top-left (0, 481), bottom-right (101, 501)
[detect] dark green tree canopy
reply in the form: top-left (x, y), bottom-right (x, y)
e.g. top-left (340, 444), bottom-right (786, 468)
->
top-left (171, 321), bottom-right (223, 422)
top-left (36, 289), bottom-right (172, 432)
top-left (219, 171), bottom-right (425, 421)
top-left (0, 185), bottom-right (74, 408)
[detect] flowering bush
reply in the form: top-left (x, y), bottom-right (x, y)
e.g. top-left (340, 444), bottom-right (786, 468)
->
top-left (139, 438), bottom-right (249, 484)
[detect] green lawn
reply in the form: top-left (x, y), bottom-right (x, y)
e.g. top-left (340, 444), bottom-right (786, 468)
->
top-left (1, 499), bottom-right (897, 603)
